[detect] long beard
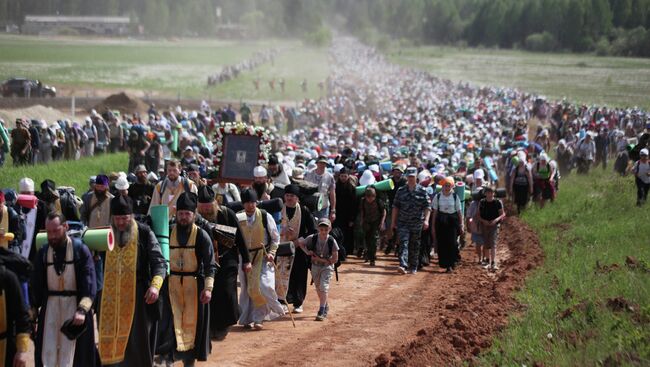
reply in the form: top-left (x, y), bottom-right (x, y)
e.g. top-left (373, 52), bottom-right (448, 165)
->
top-left (113, 222), bottom-right (133, 247)
top-left (252, 182), bottom-right (266, 197)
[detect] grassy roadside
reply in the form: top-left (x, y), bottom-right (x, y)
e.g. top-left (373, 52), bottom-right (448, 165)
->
top-left (0, 153), bottom-right (128, 192)
top-left (480, 168), bottom-right (650, 366)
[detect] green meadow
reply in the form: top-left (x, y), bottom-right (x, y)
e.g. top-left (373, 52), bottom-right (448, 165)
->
top-left (389, 46), bottom-right (650, 110)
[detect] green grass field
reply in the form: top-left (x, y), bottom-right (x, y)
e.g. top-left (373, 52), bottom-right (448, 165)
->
top-left (0, 153), bottom-right (128, 193)
top-left (480, 168), bottom-right (650, 366)
top-left (0, 35), bottom-right (329, 101)
top-left (389, 46), bottom-right (650, 110)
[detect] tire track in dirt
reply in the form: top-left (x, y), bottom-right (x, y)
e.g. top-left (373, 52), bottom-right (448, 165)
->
top-left (199, 215), bottom-right (543, 367)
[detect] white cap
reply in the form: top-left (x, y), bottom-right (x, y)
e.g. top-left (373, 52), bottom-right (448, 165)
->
top-left (473, 169), bottom-right (485, 181)
top-left (333, 163), bottom-right (344, 173)
top-left (359, 170), bottom-right (376, 186)
top-left (641, 148), bottom-right (649, 156)
top-left (147, 172), bottom-right (159, 182)
top-left (369, 164), bottom-right (379, 173)
top-left (115, 176), bottom-right (130, 190)
top-left (417, 170), bottom-right (431, 183)
top-left (539, 153), bottom-right (549, 161)
top-left (19, 177), bottom-right (34, 193)
top-left (253, 166), bottom-right (267, 178)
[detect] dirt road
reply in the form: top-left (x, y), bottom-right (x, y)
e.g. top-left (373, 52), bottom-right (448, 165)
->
top-left (199, 216), bottom-right (543, 367)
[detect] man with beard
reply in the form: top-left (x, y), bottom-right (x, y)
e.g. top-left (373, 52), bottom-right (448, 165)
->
top-left (158, 192), bottom-right (216, 366)
top-left (32, 212), bottom-right (98, 367)
top-left (81, 174), bottom-right (113, 228)
top-left (37, 179), bottom-right (80, 224)
top-left (80, 174), bottom-right (113, 316)
top-left (333, 167), bottom-right (357, 256)
top-left (236, 189), bottom-right (284, 329)
top-left (268, 154), bottom-right (291, 198)
top-left (129, 165), bottom-right (155, 216)
top-left (149, 159), bottom-right (197, 219)
top-left (252, 165), bottom-right (273, 201)
top-left (98, 195), bottom-right (166, 366)
top-left (195, 185), bottom-right (250, 341)
top-left (280, 184), bottom-right (316, 314)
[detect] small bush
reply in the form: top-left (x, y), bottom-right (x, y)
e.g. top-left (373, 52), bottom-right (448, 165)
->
top-left (595, 37), bottom-right (611, 56)
top-left (303, 25), bottom-right (332, 48)
top-left (524, 31), bottom-right (558, 52)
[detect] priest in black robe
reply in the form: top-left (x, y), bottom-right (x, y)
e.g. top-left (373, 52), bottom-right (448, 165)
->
top-left (282, 184), bottom-right (316, 313)
top-left (99, 195), bottom-right (167, 367)
top-left (32, 212), bottom-right (98, 367)
top-left (157, 192), bottom-right (216, 365)
top-left (195, 185), bottom-right (251, 341)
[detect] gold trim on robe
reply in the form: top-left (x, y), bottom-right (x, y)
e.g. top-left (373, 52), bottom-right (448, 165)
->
top-left (0, 204), bottom-right (8, 248)
top-left (169, 224), bottom-right (199, 352)
top-left (99, 221), bottom-right (138, 365)
top-left (237, 209), bottom-right (268, 308)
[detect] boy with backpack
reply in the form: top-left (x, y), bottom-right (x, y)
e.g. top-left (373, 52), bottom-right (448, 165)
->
top-left (630, 148), bottom-right (650, 206)
top-left (299, 218), bottom-right (339, 321)
top-left (478, 186), bottom-right (506, 271)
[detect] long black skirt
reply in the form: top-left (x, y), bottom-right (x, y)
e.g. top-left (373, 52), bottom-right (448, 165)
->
top-left (435, 213), bottom-right (461, 269)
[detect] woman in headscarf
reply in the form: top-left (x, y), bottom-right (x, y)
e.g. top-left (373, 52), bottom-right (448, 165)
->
top-left (508, 156), bottom-right (533, 214)
top-left (431, 177), bottom-right (463, 273)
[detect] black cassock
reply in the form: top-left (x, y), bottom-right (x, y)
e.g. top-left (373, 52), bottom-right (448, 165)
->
top-left (104, 222), bottom-right (167, 367)
top-left (157, 224), bottom-right (216, 362)
top-left (0, 263), bottom-right (31, 367)
top-left (285, 204), bottom-right (316, 308)
top-left (208, 206), bottom-right (250, 335)
top-left (32, 238), bottom-right (99, 367)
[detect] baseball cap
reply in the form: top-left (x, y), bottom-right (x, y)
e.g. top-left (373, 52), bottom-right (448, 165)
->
top-left (641, 148), bottom-right (649, 156)
top-left (317, 218), bottom-right (331, 227)
top-left (405, 167), bottom-right (418, 177)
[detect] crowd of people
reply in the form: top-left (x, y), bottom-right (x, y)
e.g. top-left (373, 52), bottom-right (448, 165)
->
top-left (1, 37), bottom-right (650, 367)
top-left (206, 48), bottom-right (279, 86)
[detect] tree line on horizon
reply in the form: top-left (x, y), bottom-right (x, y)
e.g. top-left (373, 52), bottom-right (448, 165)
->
top-left (1, 0), bottom-right (650, 56)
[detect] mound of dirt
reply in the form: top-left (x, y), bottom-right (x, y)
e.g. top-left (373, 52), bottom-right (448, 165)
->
top-left (92, 92), bottom-right (148, 114)
top-left (0, 105), bottom-right (74, 127)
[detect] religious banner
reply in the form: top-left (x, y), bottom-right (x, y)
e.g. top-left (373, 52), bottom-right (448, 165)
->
top-left (211, 122), bottom-right (271, 185)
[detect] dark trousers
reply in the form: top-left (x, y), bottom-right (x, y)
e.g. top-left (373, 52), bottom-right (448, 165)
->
top-left (636, 177), bottom-right (650, 205)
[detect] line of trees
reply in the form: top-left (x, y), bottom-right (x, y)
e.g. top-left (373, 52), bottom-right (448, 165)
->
top-left (2, 0), bottom-right (650, 56)
top-left (332, 0), bottom-right (650, 57)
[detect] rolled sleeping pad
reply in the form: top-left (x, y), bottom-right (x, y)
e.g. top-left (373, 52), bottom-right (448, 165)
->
top-left (483, 156), bottom-right (498, 182)
top-left (225, 197), bottom-right (284, 214)
top-left (355, 178), bottom-right (395, 197)
top-left (17, 194), bottom-right (38, 209)
top-left (35, 227), bottom-right (114, 251)
top-left (171, 129), bottom-right (179, 153)
top-left (455, 182), bottom-right (466, 216)
top-left (0, 124), bottom-right (9, 153)
top-left (150, 205), bottom-right (170, 273)
top-left (379, 161), bottom-right (393, 172)
top-left (199, 134), bottom-right (208, 147)
top-left (471, 187), bottom-right (507, 201)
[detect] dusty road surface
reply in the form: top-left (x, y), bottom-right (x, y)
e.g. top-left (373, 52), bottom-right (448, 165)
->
top-left (197, 215), bottom-right (543, 367)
